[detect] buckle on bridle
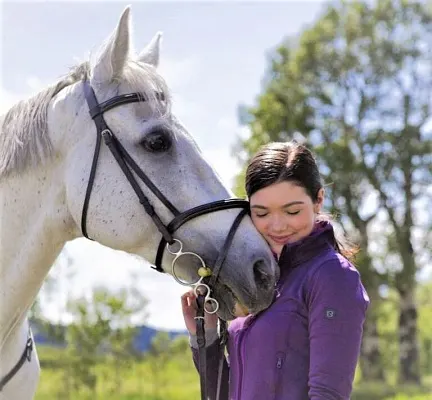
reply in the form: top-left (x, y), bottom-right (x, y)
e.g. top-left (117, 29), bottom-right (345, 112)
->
top-left (25, 337), bottom-right (33, 362)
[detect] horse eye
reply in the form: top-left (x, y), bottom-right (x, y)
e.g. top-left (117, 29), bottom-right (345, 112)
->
top-left (141, 129), bottom-right (172, 153)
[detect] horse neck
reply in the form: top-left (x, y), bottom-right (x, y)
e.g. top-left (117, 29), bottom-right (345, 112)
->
top-left (0, 162), bottom-right (75, 349)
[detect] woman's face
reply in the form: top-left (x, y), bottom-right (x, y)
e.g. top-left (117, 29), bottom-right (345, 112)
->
top-left (249, 181), bottom-right (324, 257)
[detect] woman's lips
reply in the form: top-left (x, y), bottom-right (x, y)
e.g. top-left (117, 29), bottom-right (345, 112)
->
top-left (268, 234), bottom-right (294, 244)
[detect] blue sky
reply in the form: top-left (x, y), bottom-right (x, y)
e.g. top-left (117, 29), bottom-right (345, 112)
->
top-left (1, 0), bottom-right (330, 330)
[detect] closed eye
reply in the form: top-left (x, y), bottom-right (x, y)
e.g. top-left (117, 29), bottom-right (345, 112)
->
top-left (255, 213), bottom-right (268, 218)
top-left (254, 210), bottom-right (300, 218)
top-left (286, 210), bottom-right (300, 215)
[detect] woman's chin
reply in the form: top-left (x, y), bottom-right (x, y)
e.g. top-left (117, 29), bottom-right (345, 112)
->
top-left (269, 243), bottom-right (283, 257)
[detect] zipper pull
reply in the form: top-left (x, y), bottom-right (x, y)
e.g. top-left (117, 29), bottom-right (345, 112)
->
top-left (276, 352), bottom-right (285, 369)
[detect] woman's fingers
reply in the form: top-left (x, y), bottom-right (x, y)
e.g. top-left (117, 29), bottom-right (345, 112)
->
top-left (181, 290), bottom-right (196, 311)
top-left (181, 289), bottom-right (220, 334)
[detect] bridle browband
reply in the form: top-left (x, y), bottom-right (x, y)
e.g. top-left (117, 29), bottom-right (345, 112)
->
top-left (0, 79), bottom-right (249, 398)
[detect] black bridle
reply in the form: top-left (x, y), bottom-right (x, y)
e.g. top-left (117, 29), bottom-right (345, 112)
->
top-left (0, 80), bottom-right (247, 397)
top-left (81, 80), bottom-right (249, 275)
top-left (81, 80), bottom-right (244, 400)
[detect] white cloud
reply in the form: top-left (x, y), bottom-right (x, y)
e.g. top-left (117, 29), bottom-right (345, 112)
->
top-left (0, 75), bottom-right (51, 115)
top-left (203, 115), bottom-right (251, 187)
top-left (0, 88), bottom-right (23, 114)
top-left (202, 147), bottom-right (241, 190)
top-left (158, 55), bottom-right (214, 133)
top-left (215, 116), bottom-right (252, 152)
top-left (25, 76), bottom-right (47, 92)
top-left (158, 55), bottom-right (202, 92)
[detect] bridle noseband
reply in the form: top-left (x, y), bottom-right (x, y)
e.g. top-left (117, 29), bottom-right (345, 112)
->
top-left (1, 80), bottom-right (249, 398)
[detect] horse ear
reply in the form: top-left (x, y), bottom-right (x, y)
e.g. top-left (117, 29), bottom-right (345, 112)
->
top-left (137, 32), bottom-right (162, 67)
top-left (91, 6), bottom-right (131, 83)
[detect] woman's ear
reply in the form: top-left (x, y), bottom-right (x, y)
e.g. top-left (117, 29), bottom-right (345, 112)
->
top-left (314, 188), bottom-right (325, 213)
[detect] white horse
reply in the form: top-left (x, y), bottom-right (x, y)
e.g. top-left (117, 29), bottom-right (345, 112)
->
top-left (0, 6), bottom-right (278, 399)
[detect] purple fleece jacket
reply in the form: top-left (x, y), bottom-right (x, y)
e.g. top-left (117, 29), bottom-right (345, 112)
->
top-left (190, 221), bottom-right (369, 400)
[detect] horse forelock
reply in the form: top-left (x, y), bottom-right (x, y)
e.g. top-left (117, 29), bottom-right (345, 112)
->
top-left (0, 58), bottom-right (171, 179)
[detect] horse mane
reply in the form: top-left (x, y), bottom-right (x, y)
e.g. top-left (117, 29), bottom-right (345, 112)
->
top-left (0, 59), bottom-right (171, 179)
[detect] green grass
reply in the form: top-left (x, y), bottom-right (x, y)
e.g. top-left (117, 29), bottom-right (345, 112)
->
top-left (34, 346), bottom-right (432, 400)
top-left (35, 345), bottom-right (200, 400)
top-left (351, 379), bottom-right (432, 400)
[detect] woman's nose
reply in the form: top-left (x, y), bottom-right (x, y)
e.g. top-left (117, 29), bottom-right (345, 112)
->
top-left (270, 216), bottom-right (286, 232)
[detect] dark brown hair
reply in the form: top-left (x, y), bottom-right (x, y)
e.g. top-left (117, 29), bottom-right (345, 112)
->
top-left (245, 141), bottom-right (358, 261)
top-left (245, 141), bottom-right (321, 201)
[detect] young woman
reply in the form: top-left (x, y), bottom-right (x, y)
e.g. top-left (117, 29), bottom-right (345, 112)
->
top-left (181, 141), bottom-right (369, 400)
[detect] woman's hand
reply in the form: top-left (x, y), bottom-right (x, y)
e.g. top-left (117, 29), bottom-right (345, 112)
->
top-left (181, 290), bottom-right (219, 335)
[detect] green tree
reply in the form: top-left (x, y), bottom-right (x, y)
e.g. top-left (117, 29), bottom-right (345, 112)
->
top-left (64, 285), bottom-right (148, 397)
top-left (147, 331), bottom-right (173, 399)
top-left (30, 246), bottom-right (76, 347)
top-left (234, 0), bottom-right (431, 384)
top-left (417, 281), bottom-right (432, 375)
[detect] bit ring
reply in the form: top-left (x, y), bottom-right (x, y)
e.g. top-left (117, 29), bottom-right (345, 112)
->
top-left (168, 240), bottom-right (220, 314)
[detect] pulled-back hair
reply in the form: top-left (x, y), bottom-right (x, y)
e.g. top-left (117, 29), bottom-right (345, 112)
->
top-left (245, 141), bottom-right (322, 201)
top-left (245, 141), bottom-right (358, 261)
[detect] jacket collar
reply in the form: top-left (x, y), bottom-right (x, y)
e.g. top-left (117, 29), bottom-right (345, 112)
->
top-left (277, 220), bottom-right (336, 275)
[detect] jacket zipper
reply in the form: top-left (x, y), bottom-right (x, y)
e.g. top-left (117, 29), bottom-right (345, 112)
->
top-left (236, 330), bottom-right (245, 400)
top-left (274, 351), bottom-right (285, 398)
top-left (276, 356), bottom-right (284, 369)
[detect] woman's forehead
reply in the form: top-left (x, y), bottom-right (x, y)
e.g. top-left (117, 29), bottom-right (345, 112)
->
top-left (250, 182), bottom-right (310, 205)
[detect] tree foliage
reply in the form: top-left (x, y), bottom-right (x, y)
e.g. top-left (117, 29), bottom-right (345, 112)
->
top-left (234, 0), bottom-right (431, 384)
top-left (63, 285), bottom-right (148, 397)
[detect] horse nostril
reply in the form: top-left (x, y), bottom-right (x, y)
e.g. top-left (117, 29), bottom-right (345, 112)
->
top-left (253, 259), bottom-right (273, 291)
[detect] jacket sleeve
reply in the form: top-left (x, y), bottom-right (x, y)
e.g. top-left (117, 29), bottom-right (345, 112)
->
top-left (306, 257), bottom-right (369, 400)
top-left (189, 329), bottom-right (230, 400)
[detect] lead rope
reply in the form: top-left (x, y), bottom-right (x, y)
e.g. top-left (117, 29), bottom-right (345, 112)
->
top-left (216, 319), bottom-right (227, 400)
top-left (196, 293), bottom-right (208, 400)
top-left (194, 268), bottom-right (227, 400)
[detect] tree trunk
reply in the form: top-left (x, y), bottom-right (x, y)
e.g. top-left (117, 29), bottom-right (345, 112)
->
top-left (394, 221), bottom-right (421, 384)
top-left (398, 286), bottom-right (421, 384)
top-left (359, 298), bottom-right (385, 381)
top-left (354, 237), bottom-right (385, 382)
